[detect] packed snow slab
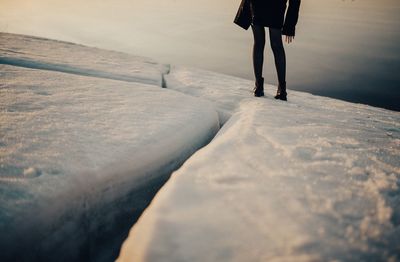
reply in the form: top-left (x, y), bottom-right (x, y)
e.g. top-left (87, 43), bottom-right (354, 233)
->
top-left (119, 68), bottom-right (400, 261)
top-left (0, 64), bottom-right (219, 261)
top-left (0, 32), bottom-right (168, 85)
top-left (165, 65), bottom-right (258, 124)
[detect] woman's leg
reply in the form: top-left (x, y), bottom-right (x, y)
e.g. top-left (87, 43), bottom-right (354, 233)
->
top-left (251, 24), bottom-right (265, 80)
top-left (269, 28), bottom-right (286, 84)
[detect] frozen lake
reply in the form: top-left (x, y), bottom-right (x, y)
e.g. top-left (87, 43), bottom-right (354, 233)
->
top-left (1, 0), bottom-right (399, 111)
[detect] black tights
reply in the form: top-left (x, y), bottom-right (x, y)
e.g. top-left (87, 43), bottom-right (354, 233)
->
top-left (251, 24), bottom-right (286, 84)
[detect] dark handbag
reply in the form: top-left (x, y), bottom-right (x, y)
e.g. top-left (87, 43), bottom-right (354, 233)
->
top-left (234, 0), bottom-right (252, 30)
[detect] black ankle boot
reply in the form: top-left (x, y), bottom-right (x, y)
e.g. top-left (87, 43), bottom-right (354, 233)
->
top-left (274, 82), bottom-right (287, 101)
top-left (253, 77), bottom-right (264, 97)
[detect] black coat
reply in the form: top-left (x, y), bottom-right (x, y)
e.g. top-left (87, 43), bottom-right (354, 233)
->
top-left (234, 0), bottom-right (301, 36)
top-left (251, 0), bottom-right (301, 36)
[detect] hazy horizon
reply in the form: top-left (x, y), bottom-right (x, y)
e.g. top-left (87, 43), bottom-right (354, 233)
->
top-left (1, 0), bottom-right (399, 111)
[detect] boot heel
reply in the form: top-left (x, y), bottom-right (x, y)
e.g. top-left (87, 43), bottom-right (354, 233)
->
top-left (275, 82), bottom-right (287, 101)
top-left (253, 77), bottom-right (264, 97)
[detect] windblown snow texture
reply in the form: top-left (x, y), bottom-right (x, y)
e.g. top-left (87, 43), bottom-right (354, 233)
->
top-left (1, 32), bottom-right (399, 262)
top-left (0, 34), bottom-right (219, 261)
top-left (0, 32), bottom-right (168, 86)
top-left (118, 66), bottom-right (400, 262)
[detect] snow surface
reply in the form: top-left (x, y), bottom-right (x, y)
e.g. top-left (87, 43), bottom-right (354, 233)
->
top-left (118, 67), bottom-right (400, 261)
top-left (0, 35), bottom-right (220, 261)
top-left (0, 32), bottom-right (168, 86)
top-left (1, 32), bottom-right (399, 262)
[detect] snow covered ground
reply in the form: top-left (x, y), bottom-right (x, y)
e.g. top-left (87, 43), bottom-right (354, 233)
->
top-left (0, 32), bottom-right (168, 86)
top-left (1, 32), bottom-right (399, 262)
top-left (0, 33), bottom-right (219, 261)
top-left (118, 68), bottom-right (400, 261)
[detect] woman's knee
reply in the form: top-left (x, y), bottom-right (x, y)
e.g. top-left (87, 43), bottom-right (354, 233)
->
top-left (255, 39), bottom-right (265, 50)
top-left (269, 28), bottom-right (283, 52)
top-left (270, 38), bottom-right (283, 53)
top-left (270, 41), bottom-right (282, 53)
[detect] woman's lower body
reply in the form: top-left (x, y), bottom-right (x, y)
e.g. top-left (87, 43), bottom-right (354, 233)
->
top-left (251, 24), bottom-right (287, 100)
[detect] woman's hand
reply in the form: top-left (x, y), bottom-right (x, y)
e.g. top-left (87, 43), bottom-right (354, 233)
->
top-left (285, 35), bottom-right (294, 44)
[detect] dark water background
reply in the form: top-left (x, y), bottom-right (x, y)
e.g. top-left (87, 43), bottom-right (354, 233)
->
top-left (1, 0), bottom-right (399, 111)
